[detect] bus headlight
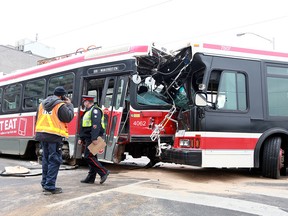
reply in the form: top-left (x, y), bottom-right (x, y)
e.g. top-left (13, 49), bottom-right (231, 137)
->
top-left (180, 139), bottom-right (190, 147)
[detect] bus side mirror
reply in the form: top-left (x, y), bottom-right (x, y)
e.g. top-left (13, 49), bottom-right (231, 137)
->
top-left (195, 93), bottom-right (207, 107)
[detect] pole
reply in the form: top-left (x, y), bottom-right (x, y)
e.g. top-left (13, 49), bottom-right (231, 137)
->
top-left (236, 32), bottom-right (275, 50)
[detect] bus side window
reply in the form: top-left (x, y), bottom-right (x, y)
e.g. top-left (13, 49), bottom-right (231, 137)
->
top-left (208, 70), bottom-right (247, 111)
top-left (24, 97), bottom-right (38, 109)
top-left (48, 73), bottom-right (74, 101)
top-left (24, 79), bottom-right (45, 111)
top-left (3, 84), bottom-right (21, 112)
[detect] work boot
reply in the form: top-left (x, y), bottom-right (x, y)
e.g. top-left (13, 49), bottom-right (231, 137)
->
top-left (43, 187), bottom-right (62, 195)
top-left (100, 170), bottom-right (110, 184)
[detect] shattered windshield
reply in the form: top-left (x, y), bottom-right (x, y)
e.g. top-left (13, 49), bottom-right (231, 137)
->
top-left (134, 46), bottom-right (192, 110)
top-left (137, 78), bottom-right (170, 106)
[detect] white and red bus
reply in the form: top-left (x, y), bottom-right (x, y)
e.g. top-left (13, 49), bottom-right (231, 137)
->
top-left (161, 43), bottom-right (288, 179)
top-left (0, 44), bottom-right (186, 166)
top-left (2, 41), bottom-right (288, 179)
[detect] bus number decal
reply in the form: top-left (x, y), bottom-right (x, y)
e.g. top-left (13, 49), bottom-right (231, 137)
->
top-left (132, 121), bottom-right (146, 127)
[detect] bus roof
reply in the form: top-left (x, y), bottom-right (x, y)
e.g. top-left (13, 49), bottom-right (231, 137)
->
top-left (191, 43), bottom-right (288, 62)
top-left (0, 44), bottom-right (150, 85)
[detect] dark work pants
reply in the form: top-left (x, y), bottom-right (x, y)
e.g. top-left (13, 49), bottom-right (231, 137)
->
top-left (84, 138), bottom-right (108, 181)
top-left (41, 141), bottom-right (63, 190)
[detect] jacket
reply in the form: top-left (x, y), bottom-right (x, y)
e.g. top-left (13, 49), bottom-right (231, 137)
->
top-left (35, 95), bottom-right (74, 142)
top-left (35, 103), bottom-right (68, 137)
top-left (79, 105), bottom-right (105, 141)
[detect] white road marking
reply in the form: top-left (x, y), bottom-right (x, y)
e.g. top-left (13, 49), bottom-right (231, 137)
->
top-left (232, 188), bottom-right (288, 199)
top-left (46, 180), bottom-right (151, 208)
top-left (114, 185), bottom-right (287, 216)
top-left (47, 180), bottom-right (288, 216)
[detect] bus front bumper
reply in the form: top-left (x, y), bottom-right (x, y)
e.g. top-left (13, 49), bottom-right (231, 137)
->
top-left (161, 148), bottom-right (202, 166)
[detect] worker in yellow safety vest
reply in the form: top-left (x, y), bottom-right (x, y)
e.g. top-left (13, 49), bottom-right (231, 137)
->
top-left (35, 86), bottom-right (74, 195)
top-left (78, 95), bottom-right (110, 185)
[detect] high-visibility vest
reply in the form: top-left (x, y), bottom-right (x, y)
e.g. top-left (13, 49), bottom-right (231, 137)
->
top-left (35, 103), bottom-right (69, 137)
top-left (82, 105), bottom-right (105, 129)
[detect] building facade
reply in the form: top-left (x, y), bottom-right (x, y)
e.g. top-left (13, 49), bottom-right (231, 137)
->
top-left (0, 45), bottom-right (45, 74)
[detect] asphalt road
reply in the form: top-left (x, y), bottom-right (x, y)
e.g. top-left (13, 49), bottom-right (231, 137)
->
top-left (1, 155), bottom-right (288, 216)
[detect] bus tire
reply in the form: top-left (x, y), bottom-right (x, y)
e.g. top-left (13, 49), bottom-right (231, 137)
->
top-left (262, 137), bottom-right (282, 179)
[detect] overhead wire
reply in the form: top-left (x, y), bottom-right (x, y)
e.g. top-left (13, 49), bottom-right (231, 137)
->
top-left (162, 15), bottom-right (288, 47)
top-left (0, 0), bottom-right (173, 54)
top-left (1, 3), bottom-right (287, 54)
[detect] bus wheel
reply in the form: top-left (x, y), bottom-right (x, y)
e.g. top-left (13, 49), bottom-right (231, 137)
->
top-left (35, 142), bottom-right (42, 164)
top-left (262, 137), bottom-right (282, 179)
top-left (280, 148), bottom-right (287, 176)
top-left (113, 144), bottom-right (126, 164)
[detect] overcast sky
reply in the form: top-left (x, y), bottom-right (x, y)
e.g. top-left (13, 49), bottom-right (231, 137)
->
top-left (1, 0), bottom-right (288, 55)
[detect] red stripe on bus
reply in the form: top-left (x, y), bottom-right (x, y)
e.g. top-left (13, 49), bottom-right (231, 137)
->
top-left (130, 45), bottom-right (149, 53)
top-left (203, 43), bottom-right (288, 58)
top-left (175, 136), bottom-right (258, 150)
top-left (201, 137), bottom-right (258, 149)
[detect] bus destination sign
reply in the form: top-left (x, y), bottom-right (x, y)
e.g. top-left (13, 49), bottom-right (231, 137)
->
top-left (88, 64), bottom-right (126, 75)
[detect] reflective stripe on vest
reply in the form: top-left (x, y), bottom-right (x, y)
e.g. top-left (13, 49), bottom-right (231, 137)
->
top-left (35, 103), bottom-right (69, 137)
top-left (82, 105), bottom-right (105, 129)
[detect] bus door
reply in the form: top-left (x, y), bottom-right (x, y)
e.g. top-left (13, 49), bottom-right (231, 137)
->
top-left (100, 76), bottom-right (129, 161)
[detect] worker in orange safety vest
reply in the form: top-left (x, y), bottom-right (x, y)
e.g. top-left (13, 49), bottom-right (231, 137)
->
top-left (35, 86), bottom-right (74, 195)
